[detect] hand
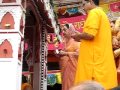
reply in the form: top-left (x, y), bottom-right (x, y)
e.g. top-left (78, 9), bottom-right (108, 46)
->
top-left (71, 33), bottom-right (81, 42)
top-left (112, 37), bottom-right (119, 47)
top-left (59, 50), bottom-right (66, 55)
top-left (114, 48), bottom-right (120, 58)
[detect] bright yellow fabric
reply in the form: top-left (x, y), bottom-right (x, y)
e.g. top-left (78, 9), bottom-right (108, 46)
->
top-left (75, 8), bottom-right (118, 90)
top-left (56, 72), bottom-right (62, 84)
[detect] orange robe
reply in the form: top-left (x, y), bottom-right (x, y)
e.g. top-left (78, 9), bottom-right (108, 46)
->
top-left (60, 39), bottom-right (80, 90)
top-left (21, 83), bottom-right (32, 90)
top-left (74, 7), bottom-right (118, 89)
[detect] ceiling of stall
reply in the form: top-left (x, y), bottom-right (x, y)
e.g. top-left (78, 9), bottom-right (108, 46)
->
top-left (53, 0), bottom-right (81, 6)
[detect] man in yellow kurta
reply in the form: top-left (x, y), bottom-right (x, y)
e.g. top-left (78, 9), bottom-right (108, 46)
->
top-left (72, 0), bottom-right (118, 89)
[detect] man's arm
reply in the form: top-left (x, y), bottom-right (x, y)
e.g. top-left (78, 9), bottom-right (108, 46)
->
top-left (72, 32), bottom-right (94, 41)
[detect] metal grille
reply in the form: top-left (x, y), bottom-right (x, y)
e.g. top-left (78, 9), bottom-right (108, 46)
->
top-left (40, 27), bottom-right (47, 90)
top-left (30, 0), bottom-right (48, 90)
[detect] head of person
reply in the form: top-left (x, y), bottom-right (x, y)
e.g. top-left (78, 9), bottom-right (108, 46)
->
top-left (82, 0), bottom-right (99, 12)
top-left (110, 20), bottom-right (115, 29)
top-left (22, 75), bottom-right (27, 84)
top-left (60, 24), bottom-right (72, 38)
top-left (70, 81), bottom-right (104, 90)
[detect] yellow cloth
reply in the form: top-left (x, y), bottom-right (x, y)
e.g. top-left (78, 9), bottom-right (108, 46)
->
top-left (56, 73), bottom-right (62, 84)
top-left (75, 7), bottom-right (118, 90)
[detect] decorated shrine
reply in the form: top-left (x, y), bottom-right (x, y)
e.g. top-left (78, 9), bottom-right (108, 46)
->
top-left (0, 0), bottom-right (120, 90)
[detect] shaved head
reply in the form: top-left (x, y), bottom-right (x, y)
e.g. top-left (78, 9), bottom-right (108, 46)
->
top-left (70, 81), bottom-right (104, 90)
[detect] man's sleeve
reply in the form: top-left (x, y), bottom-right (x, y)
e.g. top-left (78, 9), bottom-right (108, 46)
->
top-left (84, 10), bottom-right (100, 36)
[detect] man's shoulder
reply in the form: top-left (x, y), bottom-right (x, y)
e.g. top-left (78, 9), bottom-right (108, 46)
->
top-left (90, 7), bottom-right (103, 13)
top-left (90, 7), bottom-right (105, 16)
top-left (89, 8), bottom-right (100, 16)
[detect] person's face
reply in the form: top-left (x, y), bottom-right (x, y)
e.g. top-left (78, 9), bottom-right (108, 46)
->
top-left (61, 25), bottom-right (71, 37)
top-left (82, 0), bottom-right (91, 12)
top-left (110, 22), bottom-right (115, 29)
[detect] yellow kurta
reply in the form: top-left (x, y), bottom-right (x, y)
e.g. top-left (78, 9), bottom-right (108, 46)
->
top-left (75, 7), bottom-right (118, 89)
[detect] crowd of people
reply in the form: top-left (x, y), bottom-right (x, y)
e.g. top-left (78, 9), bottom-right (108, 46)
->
top-left (111, 17), bottom-right (120, 72)
top-left (58, 0), bottom-right (120, 90)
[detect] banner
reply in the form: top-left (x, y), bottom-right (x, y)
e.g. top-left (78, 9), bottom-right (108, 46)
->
top-left (109, 1), bottom-right (120, 12)
top-left (58, 15), bottom-right (86, 32)
top-left (100, 0), bottom-right (120, 20)
top-left (47, 33), bottom-right (64, 50)
top-left (47, 16), bottom-right (86, 50)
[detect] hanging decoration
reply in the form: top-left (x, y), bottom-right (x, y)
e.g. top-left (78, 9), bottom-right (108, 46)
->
top-left (67, 7), bottom-right (79, 15)
top-left (47, 74), bottom-right (57, 86)
top-left (58, 6), bottom-right (67, 15)
top-left (47, 34), bottom-right (58, 44)
top-left (47, 34), bottom-right (64, 50)
top-left (47, 72), bottom-right (61, 86)
top-left (58, 6), bottom-right (82, 16)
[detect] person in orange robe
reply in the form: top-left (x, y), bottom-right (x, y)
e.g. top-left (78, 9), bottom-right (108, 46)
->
top-left (59, 24), bottom-right (80, 90)
top-left (72, 0), bottom-right (118, 89)
top-left (21, 75), bottom-right (32, 90)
